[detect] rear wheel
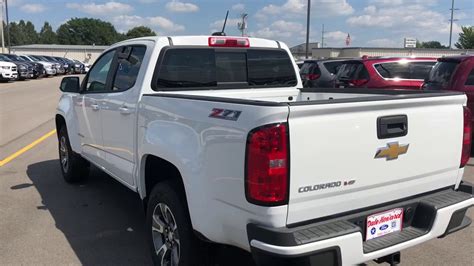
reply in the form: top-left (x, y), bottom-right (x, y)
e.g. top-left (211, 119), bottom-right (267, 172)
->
top-left (146, 181), bottom-right (204, 266)
top-left (58, 125), bottom-right (89, 183)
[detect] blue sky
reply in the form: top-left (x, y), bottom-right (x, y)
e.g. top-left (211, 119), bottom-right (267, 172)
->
top-left (5, 0), bottom-right (474, 47)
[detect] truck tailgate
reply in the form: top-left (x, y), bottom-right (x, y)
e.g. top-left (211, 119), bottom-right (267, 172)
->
top-left (286, 95), bottom-right (466, 225)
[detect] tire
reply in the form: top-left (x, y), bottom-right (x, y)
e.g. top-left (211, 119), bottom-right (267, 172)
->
top-left (146, 180), bottom-right (204, 266)
top-left (58, 125), bottom-right (89, 183)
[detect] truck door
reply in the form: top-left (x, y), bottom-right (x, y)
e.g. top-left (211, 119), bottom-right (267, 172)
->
top-left (74, 49), bottom-right (116, 166)
top-left (100, 45), bottom-right (148, 187)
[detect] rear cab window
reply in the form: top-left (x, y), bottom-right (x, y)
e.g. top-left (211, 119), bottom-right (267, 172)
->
top-left (153, 48), bottom-right (297, 90)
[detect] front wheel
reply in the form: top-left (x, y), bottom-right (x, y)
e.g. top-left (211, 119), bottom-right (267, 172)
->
top-left (58, 125), bottom-right (89, 183)
top-left (146, 181), bottom-right (204, 266)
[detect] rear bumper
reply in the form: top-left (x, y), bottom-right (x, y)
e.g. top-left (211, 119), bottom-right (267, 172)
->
top-left (247, 183), bottom-right (474, 266)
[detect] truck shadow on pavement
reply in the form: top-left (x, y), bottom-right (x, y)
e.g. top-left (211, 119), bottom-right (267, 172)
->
top-left (25, 160), bottom-right (255, 266)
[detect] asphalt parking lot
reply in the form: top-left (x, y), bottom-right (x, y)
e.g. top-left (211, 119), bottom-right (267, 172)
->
top-left (0, 76), bottom-right (473, 265)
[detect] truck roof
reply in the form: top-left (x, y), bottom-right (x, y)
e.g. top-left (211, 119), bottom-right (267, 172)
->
top-left (111, 35), bottom-right (286, 50)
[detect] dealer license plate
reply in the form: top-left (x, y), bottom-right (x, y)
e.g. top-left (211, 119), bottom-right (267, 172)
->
top-left (366, 208), bottom-right (403, 241)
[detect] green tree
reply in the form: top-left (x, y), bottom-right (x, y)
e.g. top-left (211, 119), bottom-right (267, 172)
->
top-left (9, 22), bottom-right (25, 46)
top-left (56, 18), bottom-right (120, 45)
top-left (455, 26), bottom-right (474, 49)
top-left (417, 40), bottom-right (447, 49)
top-left (24, 21), bottom-right (38, 44)
top-left (125, 26), bottom-right (156, 39)
top-left (38, 22), bottom-right (57, 44)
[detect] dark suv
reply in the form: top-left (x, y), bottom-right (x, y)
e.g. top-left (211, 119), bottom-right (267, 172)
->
top-left (300, 59), bottom-right (346, 88)
top-left (335, 57), bottom-right (437, 90)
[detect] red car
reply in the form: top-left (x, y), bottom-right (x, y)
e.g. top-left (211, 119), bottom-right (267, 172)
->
top-left (335, 57), bottom-right (437, 90)
top-left (422, 55), bottom-right (474, 145)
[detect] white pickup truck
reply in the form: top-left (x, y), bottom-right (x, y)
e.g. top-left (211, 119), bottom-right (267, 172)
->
top-left (56, 36), bottom-right (474, 266)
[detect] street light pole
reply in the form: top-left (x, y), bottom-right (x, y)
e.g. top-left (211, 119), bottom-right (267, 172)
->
top-left (448, 0), bottom-right (455, 48)
top-left (5, 0), bottom-right (10, 53)
top-left (305, 0), bottom-right (311, 59)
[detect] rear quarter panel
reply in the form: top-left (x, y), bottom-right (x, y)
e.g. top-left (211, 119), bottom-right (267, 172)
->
top-left (137, 96), bottom-right (289, 251)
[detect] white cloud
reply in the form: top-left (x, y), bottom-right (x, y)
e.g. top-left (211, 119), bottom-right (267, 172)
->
top-left (20, 3), bottom-right (46, 13)
top-left (8, 0), bottom-right (24, 7)
top-left (249, 20), bottom-right (304, 40)
top-left (165, 1), bottom-right (199, 13)
top-left (367, 38), bottom-right (399, 47)
top-left (112, 15), bottom-right (185, 32)
top-left (258, 0), bottom-right (353, 20)
top-left (324, 31), bottom-right (352, 46)
top-left (66, 1), bottom-right (133, 16)
top-left (232, 4), bottom-right (245, 12)
top-left (347, 4), bottom-right (462, 42)
top-left (210, 18), bottom-right (242, 29)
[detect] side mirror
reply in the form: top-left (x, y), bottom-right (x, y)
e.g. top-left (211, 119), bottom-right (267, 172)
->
top-left (60, 76), bottom-right (80, 93)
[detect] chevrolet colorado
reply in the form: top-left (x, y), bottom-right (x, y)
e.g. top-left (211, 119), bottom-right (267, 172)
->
top-left (55, 36), bottom-right (474, 266)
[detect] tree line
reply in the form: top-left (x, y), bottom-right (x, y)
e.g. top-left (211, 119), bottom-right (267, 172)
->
top-left (3, 18), bottom-right (157, 46)
top-left (416, 27), bottom-right (473, 49)
top-left (3, 18), bottom-right (473, 49)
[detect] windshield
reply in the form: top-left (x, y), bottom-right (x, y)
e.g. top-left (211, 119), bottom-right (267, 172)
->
top-left (0, 55), bottom-right (12, 62)
top-left (425, 61), bottom-right (459, 89)
top-left (154, 48), bottom-right (297, 90)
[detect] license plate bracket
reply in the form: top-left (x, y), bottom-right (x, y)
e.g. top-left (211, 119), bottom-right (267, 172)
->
top-left (366, 208), bottom-right (404, 241)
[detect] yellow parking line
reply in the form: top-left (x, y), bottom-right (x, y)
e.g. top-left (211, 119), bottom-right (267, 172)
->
top-left (0, 129), bottom-right (57, 167)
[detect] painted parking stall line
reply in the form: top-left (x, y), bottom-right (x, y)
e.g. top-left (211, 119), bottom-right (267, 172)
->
top-left (0, 129), bottom-right (56, 167)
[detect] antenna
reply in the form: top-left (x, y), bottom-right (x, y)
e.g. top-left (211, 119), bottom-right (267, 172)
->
top-left (237, 13), bottom-right (248, 37)
top-left (212, 10), bottom-right (229, 36)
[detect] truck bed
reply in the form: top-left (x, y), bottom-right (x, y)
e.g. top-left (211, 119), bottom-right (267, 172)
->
top-left (148, 88), bottom-right (463, 106)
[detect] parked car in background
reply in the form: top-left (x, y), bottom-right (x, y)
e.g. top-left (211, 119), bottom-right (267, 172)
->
top-left (5, 53), bottom-right (44, 79)
top-left (72, 59), bottom-right (85, 74)
top-left (21, 55), bottom-right (57, 76)
top-left (54, 57), bottom-right (74, 74)
top-left (41, 56), bottom-right (65, 75)
top-left (300, 59), bottom-right (346, 88)
top-left (0, 60), bottom-right (18, 82)
top-left (422, 55), bottom-right (474, 144)
top-left (335, 57), bottom-right (437, 90)
top-left (0, 54), bottom-right (31, 80)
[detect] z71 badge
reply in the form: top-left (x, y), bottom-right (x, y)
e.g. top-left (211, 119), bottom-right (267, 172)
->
top-left (209, 108), bottom-right (242, 121)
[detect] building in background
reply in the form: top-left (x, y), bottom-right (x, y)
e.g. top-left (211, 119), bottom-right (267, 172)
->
top-left (305, 47), bottom-right (473, 59)
top-left (404, 38), bottom-right (417, 48)
top-left (10, 44), bottom-right (108, 63)
top-left (290, 42), bottom-right (320, 59)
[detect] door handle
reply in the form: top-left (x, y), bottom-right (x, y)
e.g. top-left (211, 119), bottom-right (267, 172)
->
top-left (91, 104), bottom-right (100, 111)
top-left (119, 106), bottom-right (132, 115)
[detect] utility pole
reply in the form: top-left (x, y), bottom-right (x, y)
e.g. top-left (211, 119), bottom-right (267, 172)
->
top-left (448, 0), bottom-right (458, 49)
top-left (305, 0), bottom-right (310, 59)
top-left (321, 24), bottom-right (325, 48)
top-left (5, 0), bottom-right (9, 53)
top-left (1, 0), bottom-right (4, 53)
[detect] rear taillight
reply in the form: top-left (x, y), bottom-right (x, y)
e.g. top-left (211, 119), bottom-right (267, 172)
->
top-left (307, 74), bottom-right (321, 80)
top-left (208, 37), bottom-right (250, 47)
top-left (246, 123), bottom-right (289, 206)
top-left (350, 79), bottom-right (369, 86)
top-left (460, 107), bottom-right (471, 168)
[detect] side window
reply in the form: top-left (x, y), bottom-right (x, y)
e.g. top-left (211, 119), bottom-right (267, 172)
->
top-left (86, 50), bottom-right (115, 92)
top-left (466, 68), bottom-right (474, 86)
top-left (410, 62), bottom-right (435, 80)
top-left (374, 62), bottom-right (411, 79)
top-left (113, 46), bottom-right (147, 91)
